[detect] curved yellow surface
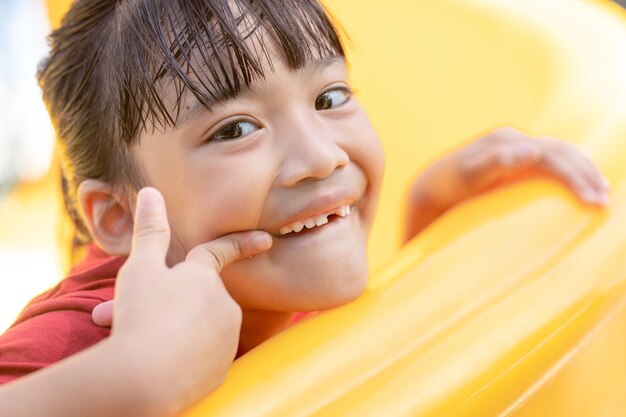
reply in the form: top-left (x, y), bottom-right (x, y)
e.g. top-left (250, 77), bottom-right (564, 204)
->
top-left (175, 0), bottom-right (626, 416)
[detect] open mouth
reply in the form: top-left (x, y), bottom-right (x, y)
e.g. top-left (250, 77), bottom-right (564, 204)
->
top-left (275, 205), bottom-right (352, 238)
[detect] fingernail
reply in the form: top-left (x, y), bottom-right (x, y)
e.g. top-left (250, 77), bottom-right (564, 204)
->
top-left (253, 233), bottom-right (272, 250)
top-left (138, 188), bottom-right (161, 209)
top-left (583, 190), bottom-right (609, 205)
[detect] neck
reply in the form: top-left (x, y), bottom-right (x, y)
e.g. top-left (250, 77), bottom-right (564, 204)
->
top-left (238, 309), bottom-right (295, 356)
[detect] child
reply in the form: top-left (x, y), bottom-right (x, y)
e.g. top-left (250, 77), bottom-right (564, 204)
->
top-left (0, 0), bottom-right (609, 415)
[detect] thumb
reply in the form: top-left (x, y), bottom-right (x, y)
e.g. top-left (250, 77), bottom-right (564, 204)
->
top-left (186, 231), bottom-right (273, 272)
top-left (130, 187), bottom-right (171, 262)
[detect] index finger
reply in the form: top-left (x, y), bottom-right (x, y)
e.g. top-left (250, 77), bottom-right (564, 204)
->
top-left (186, 231), bottom-right (273, 272)
top-left (129, 187), bottom-right (171, 261)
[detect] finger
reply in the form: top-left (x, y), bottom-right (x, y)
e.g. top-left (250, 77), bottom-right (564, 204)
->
top-left (563, 148), bottom-right (610, 194)
top-left (92, 300), bottom-right (114, 327)
top-left (186, 231), bottom-right (273, 272)
top-left (130, 187), bottom-right (171, 261)
top-left (566, 153), bottom-right (610, 201)
top-left (462, 142), bottom-right (541, 187)
top-left (537, 140), bottom-right (609, 205)
top-left (483, 128), bottom-right (543, 165)
top-left (543, 153), bottom-right (607, 205)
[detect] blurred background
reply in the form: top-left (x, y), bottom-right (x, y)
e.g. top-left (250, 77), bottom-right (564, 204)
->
top-left (1, 0), bottom-right (626, 334)
top-left (0, 0), bottom-right (61, 332)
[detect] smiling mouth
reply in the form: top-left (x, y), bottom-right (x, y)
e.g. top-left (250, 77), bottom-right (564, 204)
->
top-left (276, 205), bottom-right (352, 237)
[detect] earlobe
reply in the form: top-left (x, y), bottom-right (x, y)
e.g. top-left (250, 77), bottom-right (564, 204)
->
top-left (77, 179), bottom-right (134, 256)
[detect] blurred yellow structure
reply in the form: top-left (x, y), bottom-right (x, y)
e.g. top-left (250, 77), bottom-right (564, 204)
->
top-left (0, 0), bottom-right (94, 332)
top-left (4, 0), bottom-right (626, 415)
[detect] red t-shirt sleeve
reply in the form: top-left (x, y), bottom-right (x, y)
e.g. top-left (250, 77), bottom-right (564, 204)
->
top-left (0, 247), bottom-right (124, 385)
top-left (0, 309), bottom-right (110, 385)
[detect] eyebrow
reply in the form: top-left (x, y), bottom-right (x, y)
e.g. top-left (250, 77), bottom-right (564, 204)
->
top-left (307, 55), bottom-right (345, 76)
top-left (174, 55), bottom-right (345, 129)
top-left (175, 89), bottom-right (236, 128)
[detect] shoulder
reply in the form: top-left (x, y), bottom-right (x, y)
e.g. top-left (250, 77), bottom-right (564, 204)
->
top-left (0, 247), bottom-right (125, 385)
top-left (0, 309), bottom-right (110, 385)
top-left (13, 248), bottom-right (124, 326)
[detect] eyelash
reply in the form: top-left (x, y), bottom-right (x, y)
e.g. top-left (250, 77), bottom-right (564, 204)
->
top-left (315, 86), bottom-right (353, 111)
top-left (205, 86), bottom-right (354, 143)
top-left (207, 119), bottom-right (259, 143)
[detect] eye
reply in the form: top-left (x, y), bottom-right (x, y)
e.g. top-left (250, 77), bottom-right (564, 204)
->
top-left (208, 120), bottom-right (260, 142)
top-left (315, 87), bottom-right (352, 111)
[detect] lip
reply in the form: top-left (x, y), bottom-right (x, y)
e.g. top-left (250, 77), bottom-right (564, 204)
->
top-left (269, 189), bottom-right (359, 237)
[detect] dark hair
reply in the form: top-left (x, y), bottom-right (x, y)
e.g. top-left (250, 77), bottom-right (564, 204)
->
top-left (38, 0), bottom-right (345, 264)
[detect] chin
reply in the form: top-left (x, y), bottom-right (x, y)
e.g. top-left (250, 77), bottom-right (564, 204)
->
top-left (221, 242), bottom-right (371, 312)
top-left (294, 262), bottom-right (370, 311)
top-left (316, 284), bottom-right (365, 310)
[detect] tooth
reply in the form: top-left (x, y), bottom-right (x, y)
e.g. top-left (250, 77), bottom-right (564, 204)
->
top-left (315, 215), bottom-right (329, 226)
top-left (292, 221), bottom-right (305, 233)
top-left (346, 205), bottom-right (352, 215)
top-left (279, 226), bottom-right (293, 235)
top-left (304, 218), bottom-right (316, 229)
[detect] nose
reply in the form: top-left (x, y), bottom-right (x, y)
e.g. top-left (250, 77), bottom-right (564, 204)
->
top-left (276, 114), bottom-right (349, 187)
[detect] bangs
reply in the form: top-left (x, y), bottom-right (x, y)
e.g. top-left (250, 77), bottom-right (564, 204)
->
top-left (115, 0), bottom-right (345, 142)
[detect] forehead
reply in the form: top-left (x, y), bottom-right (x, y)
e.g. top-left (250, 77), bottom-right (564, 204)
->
top-left (169, 54), bottom-right (346, 128)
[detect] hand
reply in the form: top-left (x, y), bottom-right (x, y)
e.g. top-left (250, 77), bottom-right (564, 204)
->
top-left (405, 127), bottom-right (610, 240)
top-left (104, 187), bottom-right (272, 410)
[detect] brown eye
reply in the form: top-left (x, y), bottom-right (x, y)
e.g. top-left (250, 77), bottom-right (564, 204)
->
top-left (315, 88), bottom-right (351, 110)
top-left (209, 120), bottom-right (259, 142)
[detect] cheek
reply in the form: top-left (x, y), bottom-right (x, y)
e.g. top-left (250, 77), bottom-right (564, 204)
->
top-left (343, 111), bottom-right (385, 225)
top-left (362, 119), bottom-right (385, 185)
top-left (346, 110), bottom-right (384, 184)
top-left (167, 158), bottom-right (276, 251)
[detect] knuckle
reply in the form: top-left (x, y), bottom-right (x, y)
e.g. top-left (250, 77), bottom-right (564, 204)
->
top-left (539, 138), bottom-right (563, 153)
top-left (205, 245), bottom-right (227, 270)
top-left (134, 218), bottom-right (169, 238)
top-left (494, 126), bottom-right (517, 136)
top-left (234, 237), bottom-right (253, 258)
top-left (490, 127), bottom-right (520, 142)
top-left (234, 239), bottom-right (246, 257)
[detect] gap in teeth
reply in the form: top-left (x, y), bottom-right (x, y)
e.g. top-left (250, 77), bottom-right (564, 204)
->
top-left (279, 205), bottom-right (351, 235)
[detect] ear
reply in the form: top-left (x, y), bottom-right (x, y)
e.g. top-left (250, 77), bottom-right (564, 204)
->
top-left (77, 179), bottom-right (134, 256)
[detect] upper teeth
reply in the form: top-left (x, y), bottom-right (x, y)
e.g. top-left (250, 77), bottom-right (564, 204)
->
top-left (278, 205), bottom-right (351, 236)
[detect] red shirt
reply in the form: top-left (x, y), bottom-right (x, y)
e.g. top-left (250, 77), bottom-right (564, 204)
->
top-left (0, 246), bottom-right (313, 386)
top-left (0, 247), bottom-right (123, 385)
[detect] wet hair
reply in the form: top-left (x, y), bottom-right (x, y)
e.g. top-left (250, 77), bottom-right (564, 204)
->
top-left (38, 0), bottom-right (345, 264)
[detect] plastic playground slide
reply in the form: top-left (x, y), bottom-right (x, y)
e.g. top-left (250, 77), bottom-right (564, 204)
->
top-left (43, 0), bottom-right (626, 415)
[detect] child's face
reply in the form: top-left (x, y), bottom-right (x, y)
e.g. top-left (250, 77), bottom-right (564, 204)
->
top-left (134, 55), bottom-right (384, 311)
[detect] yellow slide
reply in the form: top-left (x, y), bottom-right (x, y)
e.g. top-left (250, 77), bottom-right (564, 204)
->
top-left (43, 0), bottom-right (626, 415)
